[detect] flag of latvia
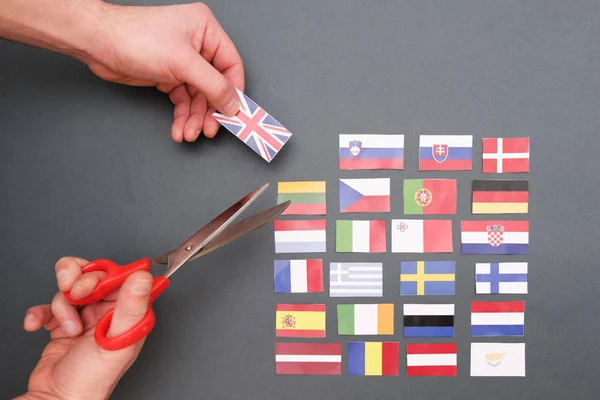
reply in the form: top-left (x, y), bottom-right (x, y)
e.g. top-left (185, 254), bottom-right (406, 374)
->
top-left (275, 343), bottom-right (341, 375)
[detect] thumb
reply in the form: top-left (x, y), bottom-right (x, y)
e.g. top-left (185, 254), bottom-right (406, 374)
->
top-left (106, 271), bottom-right (154, 338)
top-left (177, 49), bottom-right (240, 116)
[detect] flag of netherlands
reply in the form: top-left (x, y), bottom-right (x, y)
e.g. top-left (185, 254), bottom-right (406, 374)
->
top-left (406, 344), bottom-right (457, 376)
top-left (482, 137), bottom-right (530, 173)
top-left (274, 259), bottom-right (324, 293)
top-left (403, 304), bottom-right (455, 338)
top-left (475, 262), bottom-right (528, 294)
top-left (336, 220), bottom-right (386, 253)
top-left (275, 343), bottom-right (342, 375)
top-left (339, 134), bottom-right (404, 170)
top-left (461, 220), bottom-right (529, 255)
top-left (471, 302), bottom-right (525, 337)
top-left (339, 178), bottom-right (390, 213)
top-left (329, 262), bottom-right (383, 297)
top-left (274, 220), bottom-right (326, 253)
top-left (419, 135), bottom-right (473, 171)
top-left (400, 261), bottom-right (455, 296)
top-left (212, 88), bottom-right (292, 163)
top-left (348, 342), bottom-right (399, 376)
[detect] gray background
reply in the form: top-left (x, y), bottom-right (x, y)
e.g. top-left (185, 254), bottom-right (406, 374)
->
top-left (1, 0), bottom-right (599, 398)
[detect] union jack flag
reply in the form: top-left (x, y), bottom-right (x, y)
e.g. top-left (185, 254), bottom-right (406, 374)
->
top-left (212, 88), bottom-right (292, 162)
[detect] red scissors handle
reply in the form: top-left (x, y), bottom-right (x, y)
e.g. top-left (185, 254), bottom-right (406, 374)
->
top-left (63, 258), bottom-right (152, 305)
top-left (95, 276), bottom-right (169, 350)
top-left (62, 258), bottom-right (170, 350)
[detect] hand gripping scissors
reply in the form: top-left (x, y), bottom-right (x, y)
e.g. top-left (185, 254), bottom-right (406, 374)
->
top-left (62, 183), bottom-right (289, 351)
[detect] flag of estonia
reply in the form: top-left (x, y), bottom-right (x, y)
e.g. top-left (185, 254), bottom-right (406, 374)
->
top-left (403, 304), bottom-right (455, 338)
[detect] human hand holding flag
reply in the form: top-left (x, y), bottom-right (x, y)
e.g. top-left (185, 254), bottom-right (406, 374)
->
top-left (213, 88), bottom-right (292, 162)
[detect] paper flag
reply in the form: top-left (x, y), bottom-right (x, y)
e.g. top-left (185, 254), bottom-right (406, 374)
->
top-left (471, 301), bottom-right (524, 337)
top-left (339, 134), bottom-right (404, 170)
top-left (406, 344), bottom-right (457, 376)
top-left (336, 220), bottom-right (386, 253)
top-left (482, 137), bottom-right (530, 173)
top-left (337, 304), bottom-right (394, 335)
top-left (419, 135), bottom-right (473, 171)
top-left (461, 220), bottom-right (529, 255)
top-left (476, 262), bottom-right (528, 294)
top-left (212, 88), bottom-right (291, 163)
top-left (276, 343), bottom-right (341, 375)
top-left (277, 181), bottom-right (326, 215)
top-left (276, 304), bottom-right (325, 338)
top-left (274, 259), bottom-right (323, 293)
top-left (470, 343), bottom-right (526, 377)
top-left (339, 178), bottom-right (390, 213)
top-left (330, 262), bottom-right (383, 297)
top-left (404, 179), bottom-right (457, 215)
top-left (391, 219), bottom-right (452, 253)
top-left (403, 304), bottom-right (455, 338)
top-left (400, 261), bottom-right (455, 296)
top-left (274, 220), bottom-right (326, 253)
top-left (472, 180), bottom-right (529, 214)
top-left (348, 342), bottom-right (399, 376)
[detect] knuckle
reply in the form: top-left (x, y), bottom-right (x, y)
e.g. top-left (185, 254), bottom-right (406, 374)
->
top-left (192, 2), bottom-right (212, 16)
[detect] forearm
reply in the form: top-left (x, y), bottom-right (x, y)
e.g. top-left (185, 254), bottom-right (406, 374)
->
top-left (0, 0), bottom-right (108, 61)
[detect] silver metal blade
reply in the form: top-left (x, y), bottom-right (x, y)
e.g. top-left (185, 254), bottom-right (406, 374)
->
top-left (188, 201), bottom-right (290, 261)
top-left (156, 183), bottom-right (269, 278)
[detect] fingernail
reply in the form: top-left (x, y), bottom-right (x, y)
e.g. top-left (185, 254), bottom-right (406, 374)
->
top-left (130, 279), bottom-right (153, 296)
top-left (63, 320), bottom-right (78, 336)
top-left (57, 270), bottom-right (70, 288)
top-left (24, 313), bottom-right (36, 326)
top-left (223, 96), bottom-right (240, 116)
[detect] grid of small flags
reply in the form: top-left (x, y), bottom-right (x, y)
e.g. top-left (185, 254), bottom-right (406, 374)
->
top-left (274, 135), bottom-right (530, 377)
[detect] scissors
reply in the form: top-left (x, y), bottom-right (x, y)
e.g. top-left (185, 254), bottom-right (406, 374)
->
top-left (62, 183), bottom-right (289, 351)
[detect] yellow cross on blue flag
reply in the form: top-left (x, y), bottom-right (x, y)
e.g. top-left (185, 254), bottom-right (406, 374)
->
top-left (400, 261), bottom-right (455, 295)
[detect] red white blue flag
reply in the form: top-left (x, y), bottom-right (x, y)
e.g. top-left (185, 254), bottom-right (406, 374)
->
top-left (419, 135), bottom-right (473, 171)
top-left (213, 88), bottom-right (292, 162)
top-left (339, 134), bottom-right (404, 170)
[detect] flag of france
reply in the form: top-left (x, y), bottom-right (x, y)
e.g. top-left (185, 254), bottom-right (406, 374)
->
top-left (274, 259), bottom-right (323, 293)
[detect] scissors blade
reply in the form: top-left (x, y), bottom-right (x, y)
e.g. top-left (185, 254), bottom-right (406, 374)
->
top-left (152, 201), bottom-right (290, 267)
top-left (156, 183), bottom-right (270, 278)
top-left (188, 201), bottom-right (290, 261)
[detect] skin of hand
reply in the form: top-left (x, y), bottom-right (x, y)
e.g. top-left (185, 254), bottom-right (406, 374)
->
top-left (16, 257), bottom-right (155, 400)
top-left (0, 1), bottom-right (244, 142)
top-left (84, 2), bottom-right (245, 142)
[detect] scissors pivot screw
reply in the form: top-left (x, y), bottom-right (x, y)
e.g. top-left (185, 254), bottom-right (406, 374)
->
top-left (185, 245), bottom-right (193, 251)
